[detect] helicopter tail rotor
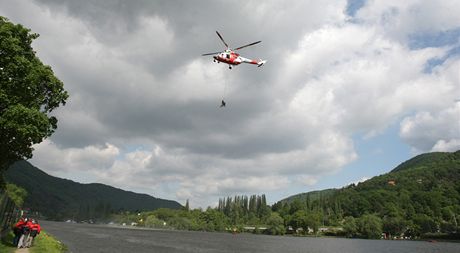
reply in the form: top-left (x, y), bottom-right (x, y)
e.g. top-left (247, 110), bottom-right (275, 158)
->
top-left (257, 60), bottom-right (267, 67)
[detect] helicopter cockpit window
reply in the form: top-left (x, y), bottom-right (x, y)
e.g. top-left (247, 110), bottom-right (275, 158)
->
top-left (226, 54), bottom-right (230, 59)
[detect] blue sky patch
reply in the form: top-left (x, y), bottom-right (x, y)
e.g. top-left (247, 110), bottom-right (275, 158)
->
top-left (346, 0), bottom-right (367, 17)
top-left (409, 28), bottom-right (460, 49)
top-left (424, 45), bottom-right (460, 73)
top-left (314, 123), bottom-right (411, 191)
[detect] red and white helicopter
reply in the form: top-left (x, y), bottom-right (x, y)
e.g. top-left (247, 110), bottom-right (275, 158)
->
top-left (202, 31), bottom-right (266, 69)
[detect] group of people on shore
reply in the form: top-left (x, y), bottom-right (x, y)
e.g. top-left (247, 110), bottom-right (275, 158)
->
top-left (13, 217), bottom-right (41, 248)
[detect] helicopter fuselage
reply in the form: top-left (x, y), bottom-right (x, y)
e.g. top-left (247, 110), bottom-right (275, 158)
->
top-left (213, 50), bottom-right (261, 66)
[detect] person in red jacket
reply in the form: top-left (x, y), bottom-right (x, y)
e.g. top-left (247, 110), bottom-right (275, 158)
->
top-left (26, 219), bottom-right (41, 247)
top-left (12, 217), bottom-right (26, 246)
top-left (17, 218), bottom-right (32, 248)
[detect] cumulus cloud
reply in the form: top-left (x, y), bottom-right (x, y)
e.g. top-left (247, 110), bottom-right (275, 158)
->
top-left (32, 140), bottom-right (119, 174)
top-left (1, 0), bottom-right (459, 207)
top-left (400, 102), bottom-right (460, 153)
top-left (348, 176), bottom-right (370, 186)
top-left (432, 139), bottom-right (460, 152)
top-left (355, 0), bottom-right (460, 41)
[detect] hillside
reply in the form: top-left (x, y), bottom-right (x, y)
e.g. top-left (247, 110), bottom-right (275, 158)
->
top-left (5, 160), bottom-right (182, 220)
top-left (281, 151), bottom-right (460, 205)
top-left (274, 150), bottom-right (460, 236)
top-left (335, 150), bottom-right (460, 217)
top-left (279, 188), bottom-right (336, 204)
top-left (391, 151), bottom-right (459, 173)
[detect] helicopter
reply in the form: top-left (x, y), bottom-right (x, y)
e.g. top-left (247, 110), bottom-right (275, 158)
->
top-left (202, 31), bottom-right (266, 69)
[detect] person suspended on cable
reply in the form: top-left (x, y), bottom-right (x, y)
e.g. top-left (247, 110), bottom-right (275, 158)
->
top-left (220, 100), bottom-right (226, 107)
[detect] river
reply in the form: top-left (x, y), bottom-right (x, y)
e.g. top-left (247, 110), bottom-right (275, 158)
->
top-left (41, 221), bottom-right (460, 253)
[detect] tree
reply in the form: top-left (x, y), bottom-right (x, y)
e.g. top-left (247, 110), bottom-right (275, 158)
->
top-left (412, 213), bottom-right (438, 235)
top-left (5, 183), bottom-right (27, 207)
top-left (290, 210), bottom-right (308, 233)
top-left (249, 195), bottom-right (256, 214)
top-left (145, 215), bottom-right (165, 228)
top-left (266, 212), bottom-right (285, 235)
top-left (153, 208), bottom-right (177, 221)
top-left (184, 199), bottom-right (190, 211)
top-left (383, 216), bottom-right (407, 238)
top-left (343, 216), bottom-right (357, 237)
top-left (356, 214), bottom-right (383, 239)
top-left (0, 16), bottom-right (68, 184)
top-left (289, 199), bottom-right (304, 215)
top-left (200, 208), bottom-right (229, 231)
top-left (258, 195), bottom-right (271, 221)
top-left (305, 211), bottom-right (322, 234)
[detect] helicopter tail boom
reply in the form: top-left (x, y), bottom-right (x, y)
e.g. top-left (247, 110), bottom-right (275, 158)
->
top-left (239, 57), bottom-right (267, 67)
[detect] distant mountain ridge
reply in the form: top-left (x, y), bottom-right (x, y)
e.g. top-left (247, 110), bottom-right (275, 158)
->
top-left (280, 150), bottom-right (460, 204)
top-left (5, 161), bottom-right (182, 220)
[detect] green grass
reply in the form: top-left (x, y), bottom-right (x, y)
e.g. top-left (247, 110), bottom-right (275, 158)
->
top-left (0, 232), bottom-right (16, 253)
top-left (30, 231), bottom-right (67, 253)
top-left (1, 230), bottom-right (67, 253)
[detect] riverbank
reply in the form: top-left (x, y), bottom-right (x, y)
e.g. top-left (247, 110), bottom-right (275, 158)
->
top-left (0, 231), bottom-right (66, 253)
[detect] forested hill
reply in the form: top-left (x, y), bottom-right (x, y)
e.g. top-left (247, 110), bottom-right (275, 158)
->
top-left (281, 150), bottom-right (460, 204)
top-left (274, 150), bottom-right (460, 236)
top-left (390, 151), bottom-right (459, 173)
top-left (5, 160), bottom-right (182, 220)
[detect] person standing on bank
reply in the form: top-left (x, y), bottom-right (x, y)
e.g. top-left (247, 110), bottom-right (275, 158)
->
top-left (25, 219), bottom-right (41, 247)
top-left (12, 217), bottom-right (26, 247)
top-left (17, 218), bottom-right (32, 248)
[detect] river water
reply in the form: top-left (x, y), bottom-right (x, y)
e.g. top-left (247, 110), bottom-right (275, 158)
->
top-left (41, 221), bottom-right (460, 253)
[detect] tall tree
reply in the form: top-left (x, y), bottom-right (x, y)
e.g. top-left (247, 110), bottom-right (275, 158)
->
top-left (249, 195), bottom-right (256, 214)
top-left (0, 16), bottom-right (68, 185)
top-left (185, 199), bottom-right (190, 211)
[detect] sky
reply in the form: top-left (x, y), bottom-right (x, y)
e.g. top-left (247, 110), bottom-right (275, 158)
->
top-left (1, 0), bottom-right (459, 208)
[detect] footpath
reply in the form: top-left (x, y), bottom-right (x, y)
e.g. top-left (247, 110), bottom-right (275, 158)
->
top-left (15, 248), bottom-right (29, 253)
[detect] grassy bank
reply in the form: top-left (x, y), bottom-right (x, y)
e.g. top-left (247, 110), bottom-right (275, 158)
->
top-left (0, 231), bottom-right (66, 253)
top-left (30, 231), bottom-right (67, 253)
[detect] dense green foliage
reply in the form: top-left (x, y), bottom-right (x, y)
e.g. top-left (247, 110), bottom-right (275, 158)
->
top-left (111, 195), bottom-right (278, 234)
top-left (5, 161), bottom-right (182, 220)
top-left (0, 17), bottom-right (68, 184)
top-left (5, 183), bottom-right (27, 207)
top-left (274, 151), bottom-right (460, 238)
top-left (217, 195), bottom-right (272, 225)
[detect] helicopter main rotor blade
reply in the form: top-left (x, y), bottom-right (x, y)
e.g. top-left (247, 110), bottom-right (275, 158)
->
top-left (234, 41), bottom-right (262, 51)
top-left (202, 51), bottom-right (221, 56)
top-left (216, 31), bottom-right (229, 48)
